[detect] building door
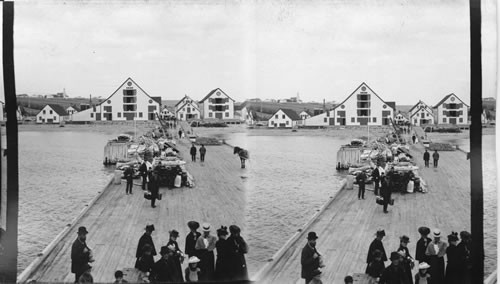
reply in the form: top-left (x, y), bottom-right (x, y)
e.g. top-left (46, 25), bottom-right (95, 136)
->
top-left (47, 119), bottom-right (53, 123)
top-left (215, 113), bottom-right (223, 119)
top-left (96, 113), bottom-right (101, 121)
top-left (449, 118), bottom-right (457, 124)
top-left (279, 123), bottom-right (286, 127)
top-left (329, 118), bottom-right (335, 125)
top-left (359, 118), bottom-right (368, 125)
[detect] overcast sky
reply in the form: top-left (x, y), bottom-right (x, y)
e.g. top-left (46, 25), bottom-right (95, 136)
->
top-left (7, 0), bottom-right (498, 105)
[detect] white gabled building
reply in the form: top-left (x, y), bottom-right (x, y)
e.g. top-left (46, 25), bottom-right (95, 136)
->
top-left (72, 78), bottom-right (161, 121)
top-left (433, 93), bottom-right (469, 125)
top-left (36, 104), bottom-right (68, 124)
top-left (268, 108), bottom-right (301, 128)
top-left (304, 83), bottom-right (395, 126)
top-left (408, 100), bottom-right (435, 126)
top-left (66, 106), bottom-right (79, 115)
top-left (175, 95), bottom-right (201, 121)
top-left (297, 110), bottom-right (312, 125)
top-left (160, 106), bottom-right (175, 119)
top-left (199, 88), bottom-right (235, 120)
top-left (394, 112), bottom-right (409, 125)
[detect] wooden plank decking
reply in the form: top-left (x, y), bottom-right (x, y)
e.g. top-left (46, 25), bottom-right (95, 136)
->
top-left (257, 139), bottom-right (471, 283)
top-left (19, 138), bottom-right (245, 283)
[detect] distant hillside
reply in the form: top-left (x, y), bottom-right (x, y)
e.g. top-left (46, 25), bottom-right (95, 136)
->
top-left (17, 97), bottom-right (96, 111)
top-left (242, 101), bottom-right (334, 115)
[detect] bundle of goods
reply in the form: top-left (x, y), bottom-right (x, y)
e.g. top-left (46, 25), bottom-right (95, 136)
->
top-left (428, 143), bottom-right (455, 151)
top-left (195, 137), bottom-right (222, 145)
top-left (116, 134), bottom-right (132, 142)
top-left (199, 122), bottom-right (228, 128)
top-left (348, 165), bottom-right (372, 175)
top-left (350, 139), bottom-right (365, 147)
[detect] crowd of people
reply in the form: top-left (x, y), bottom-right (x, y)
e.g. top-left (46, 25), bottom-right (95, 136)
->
top-left (70, 221), bottom-right (249, 283)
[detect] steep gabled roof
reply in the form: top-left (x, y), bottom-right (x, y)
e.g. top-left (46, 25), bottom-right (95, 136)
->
top-left (332, 82), bottom-right (395, 111)
top-left (410, 105), bottom-right (434, 118)
top-left (42, 104), bottom-right (67, 116)
top-left (199, 88), bottom-right (235, 103)
top-left (271, 108), bottom-right (301, 120)
top-left (433, 93), bottom-right (469, 108)
top-left (408, 100), bottom-right (432, 114)
top-left (175, 101), bottom-right (200, 113)
top-left (98, 77), bottom-right (159, 107)
top-left (175, 95), bottom-right (197, 107)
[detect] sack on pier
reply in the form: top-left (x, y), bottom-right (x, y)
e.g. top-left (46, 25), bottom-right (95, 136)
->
top-left (144, 191), bottom-right (152, 200)
top-left (376, 196), bottom-right (384, 205)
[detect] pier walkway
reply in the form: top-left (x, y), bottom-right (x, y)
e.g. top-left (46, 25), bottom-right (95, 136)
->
top-left (256, 139), bottom-right (471, 283)
top-left (19, 138), bottom-right (245, 283)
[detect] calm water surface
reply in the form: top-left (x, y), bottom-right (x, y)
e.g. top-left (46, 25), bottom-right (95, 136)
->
top-left (16, 130), bottom-right (496, 277)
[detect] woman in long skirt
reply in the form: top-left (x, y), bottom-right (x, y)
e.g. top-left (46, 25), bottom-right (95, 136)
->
top-left (227, 225), bottom-right (249, 281)
top-left (425, 229), bottom-right (448, 284)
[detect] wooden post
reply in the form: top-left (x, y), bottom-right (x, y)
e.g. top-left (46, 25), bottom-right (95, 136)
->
top-left (469, 0), bottom-right (484, 282)
top-left (0, 1), bottom-right (18, 281)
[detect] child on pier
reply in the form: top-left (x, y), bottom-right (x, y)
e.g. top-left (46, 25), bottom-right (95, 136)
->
top-left (185, 256), bottom-right (202, 282)
top-left (414, 262), bottom-right (431, 284)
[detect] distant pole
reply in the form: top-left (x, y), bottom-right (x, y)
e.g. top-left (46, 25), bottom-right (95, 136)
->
top-left (469, 0), bottom-right (484, 282)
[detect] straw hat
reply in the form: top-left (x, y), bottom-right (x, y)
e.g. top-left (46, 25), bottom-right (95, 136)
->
top-left (433, 229), bottom-right (441, 238)
top-left (188, 256), bottom-right (201, 264)
top-left (418, 262), bottom-right (430, 270)
top-left (202, 223), bottom-right (211, 232)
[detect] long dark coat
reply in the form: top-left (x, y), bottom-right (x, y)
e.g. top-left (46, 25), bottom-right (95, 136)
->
top-left (214, 238), bottom-right (231, 281)
top-left (380, 179), bottom-right (392, 203)
top-left (151, 257), bottom-right (182, 283)
top-left (167, 240), bottom-right (184, 283)
top-left (366, 239), bottom-right (388, 267)
top-left (423, 152), bottom-right (430, 161)
top-left (301, 243), bottom-right (319, 280)
top-left (398, 245), bottom-right (414, 284)
top-left (135, 254), bottom-right (155, 273)
top-left (190, 146), bottom-right (197, 156)
top-left (148, 174), bottom-right (159, 199)
top-left (136, 233), bottom-right (157, 258)
top-left (445, 245), bottom-right (462, 284)
top-left (379, 263), bottom-right (410, 284)
top-left (185, 231), bottom-right (201, 257)
top-left (71, 238), bottom-right (90, 275)
top-left (227, 235), bottom-right (249, 281)
top-left (457, 241), bottom-right (472, 283)
top-left (415, 237), bottom-right (432, 263)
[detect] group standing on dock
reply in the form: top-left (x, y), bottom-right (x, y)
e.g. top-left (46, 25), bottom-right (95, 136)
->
top-left (131, 221), bottom-right (248, 283)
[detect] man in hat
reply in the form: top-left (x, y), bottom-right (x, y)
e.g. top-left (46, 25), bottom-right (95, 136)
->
top-left (356, 170), bottom-right (367, 200)
top-left (372, 165), bottom-right (380, 196)
top-left (432, 150), bottom-right (440, 168)
top-left (135, 224), bottom-right (157, 269)
top-left (379, 252), bottom-right (410, 284)
top-left (366, 229), bottom-right (387, 273)
top-left (380, 174), bottom-right (392, 213)
top-left (124, 165), bottom-right (134, 195)
top-left (425, 229), bottom-right (448, 283)
top-left (199, 144), bottom-right (207, 162)
top-left (139, 161), bottom-right (148, 190)
top-left (423, 149), bottom-right (430, 168)
top-left (148, 171), bottom-right (159, 208)
top-left (190, 144), bottom-right (197, 162)
top-left (195, 223), bottom-right (217, 281)
top-left (415, 227), bottom-right (431, 265)
top-left (301, 232), bottom-right (321, 284)
top-left (71, 226), bottom-right (92, 283)
top-left (185, 221), bottom-right (201, 258)
top-left (397, 235), bottom-right (414, 284)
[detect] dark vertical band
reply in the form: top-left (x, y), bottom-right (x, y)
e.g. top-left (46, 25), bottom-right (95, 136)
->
top-left (469, 0), bottom-right (484, 282)
top-left (1, 1), bottom-right (18, 281)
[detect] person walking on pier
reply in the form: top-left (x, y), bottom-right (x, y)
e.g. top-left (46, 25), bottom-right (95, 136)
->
top-left (195, 223), bottom-right (217, 281)
top-left (135, 225), bottom-right (157, 269)
top-left (124, 166), bottom-right (134, 195)
top-left (444, 232), bottom-right (461, 284)
top-left (149, 172), bottom-right (160, 208)
top-left (190, 144), bottom-right (197, 162)
top-left (301, 232), bottom-right (321, 284)
top-left (178, 129), bottom-right (183, 139)
top-left (366, 229), bottom-right (387, 274)
top-left (227, 225), bottom-right (249, 281)
top-left (139, 161), bottom-right (148, 190)
top-left (416, 227), bottom-right (432, 265)
top-left (71, 226), bottom-right (93, 283)
top-left (380, 174), bottom-right (392, 213)
top-left (199, 145), bottom-right (206, 162)
top-left (214, 226), bottom-right (230, 281)
top-left (372, 166), bottom-right (380, 196)
top-left (432, 150), bottom-right (440, 168)
top-left (412, 135), bottom-right (416, 144)
top-left (379, 251), bottom-right (409, 284)
top-left (185, 221), bottom-right (201, 258)
top-left (356, 171), bottom-right (367, 200)
top-left (425, 229), bottom-right (447, 284)
top-left (423, 150), bottom-right (430, 168)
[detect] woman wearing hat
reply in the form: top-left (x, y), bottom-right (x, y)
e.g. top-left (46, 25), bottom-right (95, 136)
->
top-left (415, 227), bottom-right (432, 265)
top-left (185, 256), bottom-right (201, 282)
top-left (195, 223), bottom-right (217, 281)
top-left (227, 225), bottom-right (249, 281)
top-left (214, 226), bottom-right (231, 281)
top-left (415, 262), bottom-right (431, 284)
top-left (135, 244), bottom-right (155, 280)
top-left (185, 221), bottom-right (201, 258)
top-left (366, 230), bottom-right (387, 273)
top-left (457, 231), bottom-right (472, 283)
top-left (151, 245), bottom-right (182, 282)
top-left (379, 251), bottom-right (409, 284)
top-left (397, 235), bottom-right (415, 284)
top-left (444, 232), bottom-right (461, 284)
top-left (425, 229), bottom-right (448, 283)
top-left (166, 230), bottom-right (185, 282)
top-left (135, 225), bottom-right (157, 270)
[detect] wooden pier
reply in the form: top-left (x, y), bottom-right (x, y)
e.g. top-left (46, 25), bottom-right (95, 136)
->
top-left (18, 138), bottom-right (245, 283)
top-left (255, 139), bottom-right (471, 283)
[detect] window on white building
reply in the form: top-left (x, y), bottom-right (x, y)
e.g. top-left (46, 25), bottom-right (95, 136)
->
top-left (443, 118), bottom-right (447, 123)
top-left (275, 115), bottom-right (278, 119)
top-left (209, 112), bottom-right (213, 117)
top-left (373, 117), bottom-right (376, 123)
top-left (351, 117), bottom-right (355, 122)
top-left (324, 118), bottom-right (327, 123)
top-left (139, 112), bottom-right (143, 118)
top-left (459, 118), bottom-right (463, 123)
top-left (50, 110), bottom-right (53, 114)
top-left (43, 110), bottom-right (46, 114)
top-left (286, 121), bottom-right (289, 125)
top-left (39, 116), bottom-right (42, 120)
top-left (225, 112), bottom-right (229, 117)
top-left (118, 112), bottom-right (121, 118)
top-left (282, 115), bottom-right (285, 119)
top-left (54, 116), bottom-right (56, 120)
top-left (91, 113), bottom-right (94, 118)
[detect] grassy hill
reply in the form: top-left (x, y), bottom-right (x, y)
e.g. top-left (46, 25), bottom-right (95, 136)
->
top-left (17, 97), bottom-right (96, 111)
top-left (241, 101), bottom-right (334, 115)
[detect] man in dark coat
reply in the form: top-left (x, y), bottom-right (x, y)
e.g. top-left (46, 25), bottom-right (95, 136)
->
top-left (178, 129), bottom-right (182, 139)
top-left (423, 150), bottom-right (430, 168)
top-left (135, 224), bottom-right (157, 269)
top-left (124, 166), bottom-right (134, 195)
top-left (372, 166), bottom-right (380, 196)
top-left (366, 229), bottom-right (387, 273)
top-left (185, 221), bottom-right (201, 258)
top-left (445, 232), bottom-right (461, 284)
top-left (457, 231), bottom-right (472, 283)
top-left (139, 161), bottom-right (148, 190)
top-left (190, 144), bottom-right (197, 162)
top-left (227, 225), bottom-right (249, 281)
top-left (71, 226), bottom-right (92, 283)
top-left (412, 135), bottom-right (416, 144)
top-left (380, 175), bottom-right (392, 213)
top-left (149, 172), bottom-right (159, 208)
top-left (356, 171), bottom-right (367, 200)
top-left (432, 150), bottom-right (440, 168)
top-left (215, 226), bottom-right (230, 281)
top-left (301, 232), bottom-right (320, 284)
top-left (151, 245), bottom-right (183, 283)
top-left (415, 227), bottom-right (432, 265)
top-left (199, 145), bottom-right (207, 162)
top-left (379, 252), bottom-right (410, 284)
